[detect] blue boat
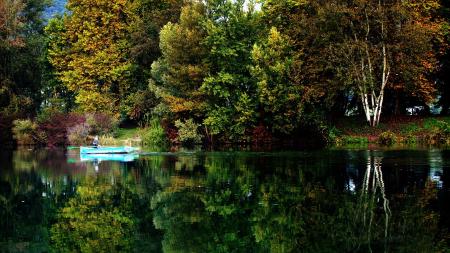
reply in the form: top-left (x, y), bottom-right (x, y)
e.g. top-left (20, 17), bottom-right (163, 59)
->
top-left (80, 153), bottom-right (139, 162)
top-left (80, 146), bottom-right (139, 154)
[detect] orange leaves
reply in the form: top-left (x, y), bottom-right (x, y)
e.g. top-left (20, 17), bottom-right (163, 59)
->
top-left (413, 73), bottom-right (436, 103)
top-left (163, 94), bottom-right (206, 114)
top-left (0, 0), bottom-right (25, 47)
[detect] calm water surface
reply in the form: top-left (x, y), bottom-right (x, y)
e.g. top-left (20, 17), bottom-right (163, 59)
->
top-left (1, 148), bottom-right (450, 252)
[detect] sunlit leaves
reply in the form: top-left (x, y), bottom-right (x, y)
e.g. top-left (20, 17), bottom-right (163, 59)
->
top-left (47, 0), bottom-right (134, 114)
top-left (150, 2), bottom-right (208, 118)
top-left (201, 0), bottom-right (260, 140)
top-left (251, 27), bottom-right (301, 134)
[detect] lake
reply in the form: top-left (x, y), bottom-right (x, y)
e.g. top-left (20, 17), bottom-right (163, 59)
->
top-left (1, 148), bottom-right (449, 252)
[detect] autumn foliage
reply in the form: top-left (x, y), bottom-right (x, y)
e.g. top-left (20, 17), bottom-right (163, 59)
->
top-left (47, 0), bottom-right (134, 114)
top-left (2, 0), bottom-right (450, 145)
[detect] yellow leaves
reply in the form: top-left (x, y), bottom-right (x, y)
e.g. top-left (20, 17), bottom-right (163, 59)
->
top-left (163, 94), bottom-right (203, 113)
top-left (403, 0), bottom-right (440, 15)
top-left (48, 0), bottom-right (133, 114)
top-left (421, 57), bottom-right (434, 71)
top-left (75, 90), bottom-right (118, 113)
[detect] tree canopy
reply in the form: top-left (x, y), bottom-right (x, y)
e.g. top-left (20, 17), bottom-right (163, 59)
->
top-left (47, 0), bottom-right (134, 114)
top-left (2, 0), bottom-right (450, 145)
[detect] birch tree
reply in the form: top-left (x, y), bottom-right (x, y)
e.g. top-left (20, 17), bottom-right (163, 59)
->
top-left (342, 0), bottom-right (440, 126)
top-left (347, 0), bottom-right (390, 127)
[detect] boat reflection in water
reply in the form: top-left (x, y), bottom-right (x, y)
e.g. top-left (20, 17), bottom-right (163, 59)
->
top-left (80, 153), bottom-right (139, 163)
top-left (80, 153), bottom-right (139, 172)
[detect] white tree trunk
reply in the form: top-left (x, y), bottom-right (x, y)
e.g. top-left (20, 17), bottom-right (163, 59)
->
top-left (356, 2), bottom-right (390, 127)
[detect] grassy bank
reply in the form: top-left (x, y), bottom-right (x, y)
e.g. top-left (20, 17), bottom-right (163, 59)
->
top-left (97, 128), bottom-right (142, 146)
top-left (11, 112), bottom-right (450, 149)
top-left (81, 116), bottom-right (450, 149)
top-left (333, 116), bottom-right (450, 146)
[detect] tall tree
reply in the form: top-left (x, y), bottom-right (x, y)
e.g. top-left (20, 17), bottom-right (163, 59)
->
top-left (251, 27), bottom-right (301, 134)
top-left (150, 2), bottom-right (208, 120)
top-left (262, 0), bottom-right (442, 126)
top-left (1, 0), bottom-right (25, 116)
top-left (339, 0), bottom-right (441, 126)
top-left (128, 0), bottom-right (184, 90)
top-left (1, 0), bottom-right (50, 117)
top-left (0, 0), bottom-right (24, 47)
top-left (260, 0), bottom-right (346, 121)
top-left (47, 0), bottom-right (134, 113)
top-left (201, 0), bottom-right (261, 140)
top-left (42, 16), bottom-right (75, 112)
top-left (437, 0), bottom-right (450, 115)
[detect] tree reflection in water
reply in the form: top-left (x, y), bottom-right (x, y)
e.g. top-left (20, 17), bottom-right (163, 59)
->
top-left (0, 149), bottom-right (449, 252)
top-left (359, 152), bottom-right (391, 253)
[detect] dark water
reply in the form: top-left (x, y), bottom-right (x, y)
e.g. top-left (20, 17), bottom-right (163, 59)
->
top-left (1, 148), bottom-right (450, 252)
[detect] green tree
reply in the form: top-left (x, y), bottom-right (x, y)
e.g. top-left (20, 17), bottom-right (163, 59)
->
top-left (122, 0), bottom-right (185, 122)
top-left (260, 0), bottom-right (338, 114)
top-left (337, 0), bottom-right (441, 126)
top-left (150, 2), bottom-right (208, 119)
top-left (0, 0), bottom-right (25, 117)
top-left (42, 16), bottom-right (75, 112)
top-left (128, 0), bottom-right (184, 89)
top-left (261, 0), bottom-right (442, 126)
top-left (201, 0), bottom-right (261, 141)
top-left (251, 27), bottom-right (301, 134)
top-left (1, 0), bottom-right (51, 117)
top-left (437, 1), bottom-right (450, 115)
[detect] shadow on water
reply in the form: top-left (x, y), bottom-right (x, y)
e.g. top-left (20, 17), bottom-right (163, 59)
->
top-left (1, 147), bottom-right (450, 252)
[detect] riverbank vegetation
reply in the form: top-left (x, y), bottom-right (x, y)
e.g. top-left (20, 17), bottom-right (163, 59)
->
top-left (334, 116), bottom-right (450, 146)
top-left (2, 0), bottom-right (450, 148)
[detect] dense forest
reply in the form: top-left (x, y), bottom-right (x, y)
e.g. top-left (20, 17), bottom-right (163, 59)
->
top-left (1, 0), bottom-right (450, 147)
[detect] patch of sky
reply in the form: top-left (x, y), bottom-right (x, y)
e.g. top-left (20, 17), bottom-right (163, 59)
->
top-left (43, 0), bottom-right (67, 20)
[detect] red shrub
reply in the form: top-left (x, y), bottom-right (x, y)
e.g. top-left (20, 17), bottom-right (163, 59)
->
top-left (161, 119), bottom-right (178, 144)
top-left (38, 113), bottom-right (85, 147)
top-left (252, 124), bottom-right (272, 144)
top-left (89, 113), bottom-right (117, 134)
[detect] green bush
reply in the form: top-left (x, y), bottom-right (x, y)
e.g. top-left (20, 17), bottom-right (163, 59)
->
top-left (175, 119), bottom-right (203, 145)
top-left (403, 133), bottom-right (417, 144)
top-left (340, 135), bottom-right (369, 144)
top-left (401, 123), bottom-right (420, 134)
top-left (326, 126), bottom-right (341, 145)
top-left (378, 131), bottom-right (397, 146)
top-left (12, 119), bottom-right (37, 145)
top-left (423, 120), bottom-right (450, 144)
top-left (140, 118), bottom-right (167, 146)
top-left (423, 118), bottom-right (443, 130)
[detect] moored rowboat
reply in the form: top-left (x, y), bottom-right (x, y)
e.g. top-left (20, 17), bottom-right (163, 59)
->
top-left (80, 146), bottom-right (139, 154)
